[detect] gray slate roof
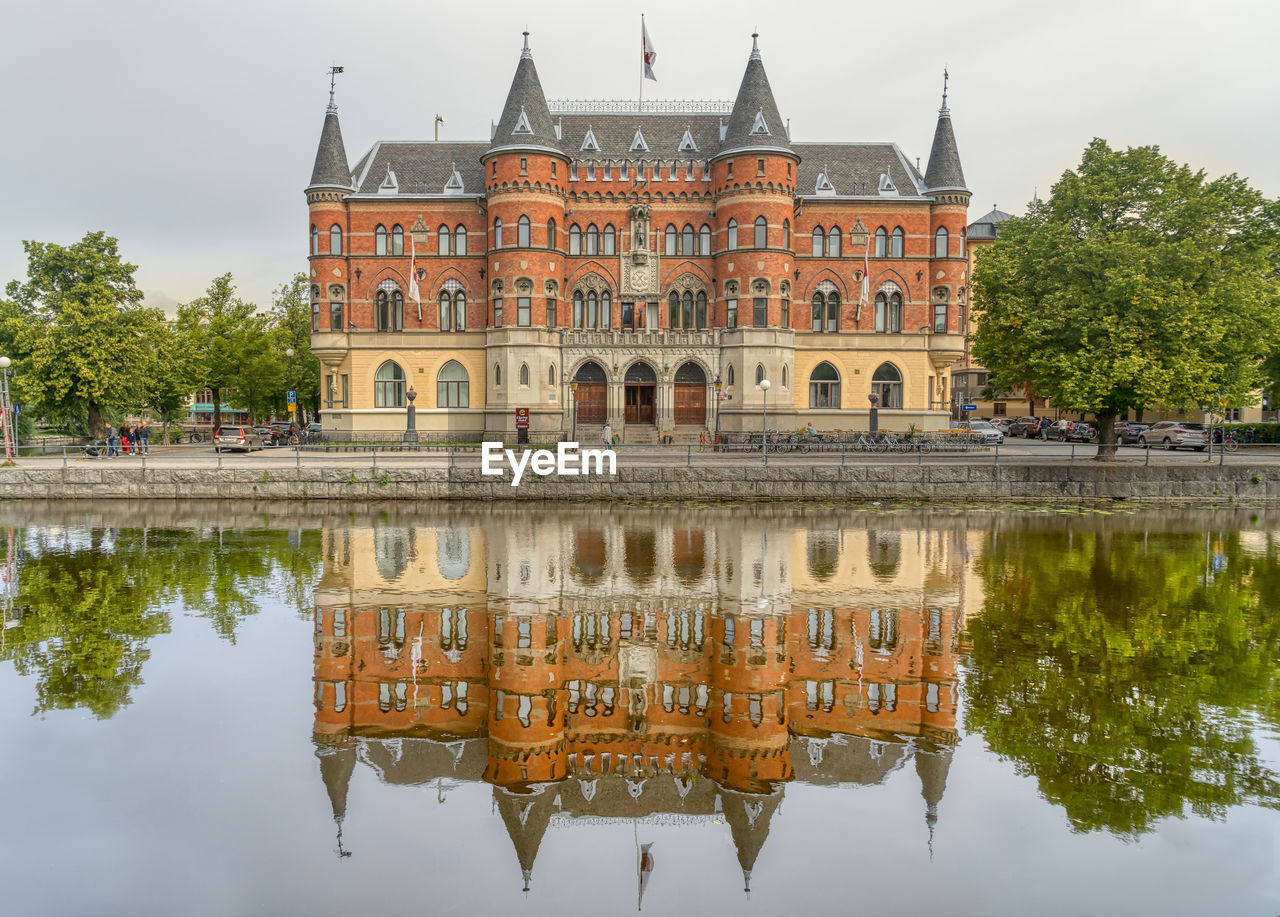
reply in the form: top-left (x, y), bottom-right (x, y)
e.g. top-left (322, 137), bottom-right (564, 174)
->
top-left (967, 207), bottom-right (1013, 240)
top-left (309, 108), bottom-right (352, 189)
top-left (793, 142), bottom-right (928, 198)
top-left (923, 108), bottom-right (966, 191)
top-left (490, 41), bottom-right (561, 154)
top-left (350, 141), bottom-right (488, 196)
top-left (558, 113), bottom-right (723, 159)
top-left (720, 41), bottom-right (791, 156)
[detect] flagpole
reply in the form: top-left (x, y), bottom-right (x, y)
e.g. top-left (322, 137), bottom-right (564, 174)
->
top-left (639, 14), bottom-right (644, 113)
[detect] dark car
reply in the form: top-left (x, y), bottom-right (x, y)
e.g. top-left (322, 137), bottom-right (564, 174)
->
top-left (1008, 416), bottom-right (1040, 437)
top-left (1112, 422), bottom-right (1150, 445)
top-left (1045, 420), bottom-right (1075, 441)
top-left (269, 422), bottom-right (300, 445)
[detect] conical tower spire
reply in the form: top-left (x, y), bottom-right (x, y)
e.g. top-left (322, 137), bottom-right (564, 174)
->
top-left (489, 31), bottom-right (561, 155)
top-left (720, 787), bottom-right (783, 894)
top-left (309, 84), bottom-right (352, 190)
top-left (924, 70), bottom-right (966, 192)
top-left (495, 786), bottom-right (556, 892)
top-left (915, 744), bottom-right (955, 857)
top-left (316, 739), bottom-right (357, 857)
top-left (718, 33), bottom-right (791, 157)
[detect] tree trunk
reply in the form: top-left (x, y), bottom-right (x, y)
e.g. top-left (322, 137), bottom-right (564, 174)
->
top-left (88, 401), bottom-right (104, 441)
top-left (1094, 411), bottom-right (1118, 461)
top-left (212, 386), bottom-right (222, 430)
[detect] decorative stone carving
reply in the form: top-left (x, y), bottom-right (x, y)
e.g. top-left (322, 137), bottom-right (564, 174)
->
top-left (666, 272), bottom-right (707, 297)
top-left (573, 272), bottom-right (612, 297)
top-left (515, 277), bottom-right (533, 294)
top-left (545, 279), bottom-right (558, 295)
top-left (932, 285), bottom-right (950, 303)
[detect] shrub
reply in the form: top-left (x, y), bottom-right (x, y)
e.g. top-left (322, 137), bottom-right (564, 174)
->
top-left (1225, 422), bottom-right (1280, 444)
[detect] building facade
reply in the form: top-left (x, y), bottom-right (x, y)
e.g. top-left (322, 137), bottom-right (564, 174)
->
top-left (307, 33), bottom-right (971, 441)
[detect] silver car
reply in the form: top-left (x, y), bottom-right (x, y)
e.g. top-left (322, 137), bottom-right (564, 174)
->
top-left (1137, 421), bottom-right (1207, 451)
top-left (213, 425), bottom-right (266, 453)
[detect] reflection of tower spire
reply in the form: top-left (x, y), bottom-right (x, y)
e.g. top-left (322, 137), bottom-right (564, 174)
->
top-left (316, 737), bottom-right (357, 858)
top-left (495, 786), bottom-right (556, 891)
top-left (720, 787), bottom-right (783, 894)
top-left (914, 744), bottom-right (955, 858)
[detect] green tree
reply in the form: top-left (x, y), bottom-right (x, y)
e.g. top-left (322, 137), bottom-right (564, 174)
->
top-left (4, 232), bottom-right (161, 437)
top-left (137, 314), bottom-right (199, 440)
top-left (964, 527), bottom-right (1280, 837)
top-left (269, 273), bottom-right (322, 424)
top-left (177, 274), bottom-right (270, 428)
top-left (971, 140), bottom-right (1280, 458)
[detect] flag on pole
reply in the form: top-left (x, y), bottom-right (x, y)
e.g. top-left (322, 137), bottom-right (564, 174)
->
top-left (642, 20), bottom-right (657, 81)
top-left (408, 236), bottom-right (422, 320)
top-left (860, 245), bottom-right (870, 306)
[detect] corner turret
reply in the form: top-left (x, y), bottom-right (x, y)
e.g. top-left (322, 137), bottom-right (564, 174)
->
top-left (924, 72), bottom-right (968, 202)
top-left (488, 32), bottom-right (562, 156)
top-left (717, 33), bottom-right (792, 158)
top-left (308, 100), bottom-right (353, 195)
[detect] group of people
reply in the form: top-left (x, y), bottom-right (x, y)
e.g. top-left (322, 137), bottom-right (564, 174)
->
top-left (103, 422), bottom-right (150, 457)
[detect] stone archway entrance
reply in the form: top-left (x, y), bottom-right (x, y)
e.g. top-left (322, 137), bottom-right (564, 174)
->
top-left (624, 362), bottom-right (657, 425)
top-left (574, 361), bottom-right (608, 424)
top-left (673, 361), bottom-right (707, 426)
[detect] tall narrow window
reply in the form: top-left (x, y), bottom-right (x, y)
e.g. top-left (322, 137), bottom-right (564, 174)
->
top-left (517, 296), bottom-right (531, 326)
top-left (494, 217), bottom-right (503, 248)
top-left (569, 224), bottom-right (581, 255)
top-left (601, 291), bottom-right (611, 328)
top-left (546, 296), bottom-right (556, 327)
top-left (391, 224), bottom-right (404, 256)
top-left (665, 224), bottom-right (677, 256)
top-left (695, 291), bottom-right (707, 329)
top-left (782, 219), bottom-right (791, 250)
top-left (875, 226), bottom-right (887, 258)
top-left (755, 363), bottom-right (765, 385)
top-left (587, 290), bottom-right (598, 328)
top-left (682, 291), bottom-right (693, 328)
top-left (935, 227), bottom-right (948, 258)
top-left (754, 296), bottom-right (767, 327)
top-left (828, 226), bottom-right (841, 257)
top-left (726, 294), bottom-right (737, 328)
top-left (668, 291), bottom-right (680, 328)
top-left (310, 225), bottom-right (319, 255)
top-left (573, 291), bottom-right (584, 327)
top-left (375, 224), bottom-right (389, 255)
top-left (438, 224), bottom-right (450, 255)
top-left (547, 218), bottom-right (557, 249)
top-left (586, 224), bottom-right (599, 255)
top-left (699, 224), bottom-right (711, 255)
top-left (603, 224), bottom-right (615, 255)
top-left (455, 225), bottom-right (467, 255)
top-left (519, 363), bottom-right (530, 386)
top-left (891, 227), bottom-right (904, 258)
top-left (812, 226), bottom-right (825, 256)
top-left (329, 224), bottom-right (343, 254)
top-left (518, 215), bottom-right (530, 247)
top-left (439, 292), bottom-right (452, 331)
top-left (682, 224), bottom-right (694, 256)
top-left (754, 215), bottom-right (767, 248)
top-left (933, 301), bottom-right (947, 333)
top-left (727, 219), bottom-right (737, 250)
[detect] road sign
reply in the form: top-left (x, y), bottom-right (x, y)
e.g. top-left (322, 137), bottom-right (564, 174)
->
top-left (287, 403), bottom-right (296, 413)
top-left (286, 390), bottom-right (296, 404)
top-left (961, 403), bottom-right (977, 412)
top-left (515, 408), bottom-right (530, 430)
top-left (11, 404), bottom-right (18, 414)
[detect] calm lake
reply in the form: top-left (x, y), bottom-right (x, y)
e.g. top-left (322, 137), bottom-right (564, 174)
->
top-left (1, 502), bottom-right (1278, 916)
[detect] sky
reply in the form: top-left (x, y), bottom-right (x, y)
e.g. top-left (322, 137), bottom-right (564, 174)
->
top-left (1, 0), bottom-right (1277, 314)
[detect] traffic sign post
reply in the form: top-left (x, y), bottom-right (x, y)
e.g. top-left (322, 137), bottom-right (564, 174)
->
top-left (286, 390), bottom-right (297, 414)
top-left (961, 403), bottom-right (977, 413)
top-left (515, 408), bottom-right (530, 444)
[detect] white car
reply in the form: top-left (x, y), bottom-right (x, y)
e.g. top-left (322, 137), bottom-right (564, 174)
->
top-left (959, 420), bottom-right (1004, 445)
top-left (1137, 421), bottom-right (1207, 451)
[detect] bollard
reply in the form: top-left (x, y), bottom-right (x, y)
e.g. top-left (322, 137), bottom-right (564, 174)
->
top-left (62, 444), bottom-right (67, 469)
top-left (141, 451), bottom-right (145, 480)
top-left (1070, 443), bottom-right (1075, 466)
top-left (917, 443), bottom-right (922, 466)
top-left (1145, 444), bottom-right (1151, 467)
top-left (372, 446), bottom-right (377, 470)
top-left (449, 446), bottom-right (455, 470)
top-left (218, 449), bottom-right (223, 471)
top-left (994, 441), bottom-right (1000, 466)
top-left (295, 445), bottom-right (300, 470)
top-left (841, 447), bottom-right (846, 467)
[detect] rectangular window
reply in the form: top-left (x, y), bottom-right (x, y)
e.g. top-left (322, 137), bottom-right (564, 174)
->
top-left (603, 162), bottom-right (612, 180)
top-left (517, 296), bottom-right (531, 326)
top-left (781, 298), bottom-right (790, 327)
top-left (587, 163), bottom-right (595, 181)
top-left (330, 301), bottom-right (342, 331)
top-left (753, 297), bottom-right (767, 327)
top-left (519, 157), bottom-right (527, 174)
top-left (757, 158), bottom-right (765, 175)
top-left (620, 162), bottom-right (629, 180)
top-left (570, 163), bottom-right (579, 180)
top-left (341, 374), bottom-right (349, 408)
top-left (493, 297), bottom-right (503, 327)
top-left (993, 402), bottom-right (1007, 416)
top-left (933, 303), bottom-right (947, 333)
top-left (550, 162), bottom-right (557, 177)
top-left (545, 297), bottom-right (556, 328)
top-left (726, 298), bottom-right (737, 328)
top-left (311, 301), bottom-right (320, 331)
top-left (727, 162), bottom-right (733, 178)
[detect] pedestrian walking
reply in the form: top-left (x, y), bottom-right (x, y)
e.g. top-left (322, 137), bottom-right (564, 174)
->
top-left (602, 422), bottom-right (613, 451)
top-left (138, 421), bottom-right (150, 455)
top-left (106, 423), bottom-right (119, 458)
top-left (121, 423), bottom-right (133, 455)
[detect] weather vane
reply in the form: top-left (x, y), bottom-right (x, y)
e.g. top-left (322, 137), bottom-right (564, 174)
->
top-left (328, 64), bottom-right (344, 111)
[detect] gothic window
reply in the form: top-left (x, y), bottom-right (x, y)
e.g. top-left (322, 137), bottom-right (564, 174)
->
top-left (310, 224), bottom-right (319, 255)
top-left (587, 290), bottom-right (598, 328)
top-left (874, 226), bottom-right (887, 258)
top-left (808, 361), bottom-right (840, 408)
top-left (828, 226), bottom-right (841, 256)
top-left (603, 223), bottom-right (615, 255)
top-left (494, 363), bottom-right (502, 387)
top-left (519, 363), bottom-right (529, 386)
top-left (329, 224), bottom-right (342, 254)
top-left (494, 217), bottom-right (503, 248)
top-left (518, 215), bottom-right (530, 247)
top-left (374, 360), bottom-right (406, 407)
top-left (812, 226), bottom-right (824, 256)
top-left (754, 215), bottom-right (767, 248)
top-left (935, 226), bottom-right (948, 258)
top-left (586, 223), bottom-right (599, 255)
top-left (665, 224), bottom-right (677, 256)
top-left (573, 290), bottom-right (584, 327)
top-left (549, 364), bottom-right (557, 386)
top-left (891, 226), bottom-right (904, 258)
top-left (454, 224), bottom-right (467, 255)
top-left (755, 363), bottom-right (765, 385)
top-left (437, 360), bottom-right (469, 408)
top-left (782, 218), bottom-right (791, 250)
top-left (727, 219), bottom-right (737, 250)
top-left (392, 224), bottom-right (404, 256)
top-left (699, 224), bottom-right (711, 255)
top-left (782, 364), bottom-right (789, 388)
top-left (601, 291), bottom-right (611, 328)
top-left (668, 291), bottom-right (679, 328)
top-left (375, 288), bottom-right (404, 332)
top-left (375, 224), bottom-right (389, 255)
top-left (811, 282), bottom-right (839, 332)
top-left (569, 224), bottom-right (582, 255)
top-left (871, 362), bottom-right (903, 409)
top-left (875, 288), bottom-right (903, 333)
top-left (727, 365), bottom-right (735, 386)
top-left (682, 223), bottom-right (694, 256)
top-left (438, 224), bottom-right (450, 255)
top-left (696, 290), bottom-right (707, 329)
top-left (547, 218), bottom-right (557, 249)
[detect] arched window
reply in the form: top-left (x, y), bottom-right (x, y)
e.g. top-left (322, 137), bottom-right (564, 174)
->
top-left (549, 365), bottom-right (557, 386)
top-left (727, 219), bottom-right (738, 250)
top-left (493, 217), bottom-right (503, 248)
top-left (935, 226), bottom-right (948, 258)
top-left (587, 290), bottom-right (598, 328)
top-left (494, 363), bottom-right (502, 387)
top-left (601, 291), bottom-right (611, 328)
top-left (696, 291), bottom-right (707, 329)
top-left (874, 226), bottom-right (887, 258)
top-left (519, 363), bottom-right (530, 386)
top-left (586, 223), bottom-right (599, 255)
top-left (699, 224), bottom-right (711, 255)
top-left (665, 224), bottom-right (677, 256)
top-left (875, 288), bottom-right (903, 333)
top-left (437, 528), bottom-right (470, 581)
top-left (438, 281), bottom-right (466, 332)
top-left (682, 224), bottom-right (695, 256)
top-left (682, 290), bottom-right (693, 328)
top-left (872, 362), bottom-right (903, 409)
top-left (781, 364), bottom-right (789, 388)
top-left (438, 224), bottom-right (451, 255)
top-left (375, 287), bottom-right (404, 332)
top-left (891, 226), bottom-right (904, 258)
top-left (811, 286), bottom-right (839, 332)
top-left (727, 365), bottom-right (735, 387)
top-left (374, 361), bottom-right (406, 408)
top-left (437, 360), bottom-right (469, 408)
top-left (375, 224), bottom-right (389, 255)
top-left (547, 218), bottom-right (557, 249)
top-left (391, 224), bottom-right (404, 256)
top-left (310, 224), bottom-right (319, 255)
top-left (573, 290), bottom-right (584, 327)
top-left (828, 226), bottom-right (841, 257)
top-left (755, 363), bottom-right (765, 385)
top-left (812, 226), bottom-right (825, 256)
top-left (569, 224), bottom-right (582, 255)
top-left (668, 291), bottom-right (680, 328)
top-left (783, 219), bottom-right (791, 250)
top-left (329, 224), bottom-right (343, 254)
top-left (518, 215), bottom-right (530, 247)
top-left (808, 361), bottom-right (840, 408)
top-left (603, 224), bottom-right (615, 255)
top-left (438, 291), bottom-right (451, 331)
top-left (754, 215), bottom-right (767, 248)
top-left (454, 224), bottom-right (467, 255)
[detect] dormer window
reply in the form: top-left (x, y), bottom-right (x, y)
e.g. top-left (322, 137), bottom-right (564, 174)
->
top-left (678, 127), bottom-right (698, 152)
top-left (443, 164), bottom-right (465, 194)
top-left (580, 126), bottom-right (600, 152)
top-left (878, 173), bottom-right (899, 195)
top-left (630, 128), bottom-right (649, 153)
top-left (751, 108), bottom-right (769, 134)
top-left (378, 165), bottom-right (398, 194)
top-left (815, 170), bottom-right (835, 195)
top-left (512, 107), bottom-right (532, 134)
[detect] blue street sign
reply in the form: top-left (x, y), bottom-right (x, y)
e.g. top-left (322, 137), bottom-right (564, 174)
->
top-left (286, 391), bottom-right (296, 404)
top-left (11, 404), bottom-right (18, 414)
top-left (961, 403), bottom-right (977, 412)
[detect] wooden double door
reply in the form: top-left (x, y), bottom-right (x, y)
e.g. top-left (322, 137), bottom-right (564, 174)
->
top-left (624, 385), bottom-right (656, 424)
top-left (674, 383), bottom-right (706, 425)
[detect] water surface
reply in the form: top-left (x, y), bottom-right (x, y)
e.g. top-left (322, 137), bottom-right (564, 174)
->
top-left (1, 502), bottom-right (1278, 916)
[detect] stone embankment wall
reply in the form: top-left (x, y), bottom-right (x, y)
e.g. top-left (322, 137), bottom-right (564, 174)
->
top-left (2, 464), bottom-right (1279, 502)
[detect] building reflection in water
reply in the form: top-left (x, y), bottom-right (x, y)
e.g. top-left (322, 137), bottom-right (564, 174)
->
top-left (312, 510), bottom-right (969, 894)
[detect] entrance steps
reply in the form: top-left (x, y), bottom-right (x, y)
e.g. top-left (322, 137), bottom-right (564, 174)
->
top-left (623, 426), bottom-right (659, 444)
top-left (670, 425), bottom-right (704, 445)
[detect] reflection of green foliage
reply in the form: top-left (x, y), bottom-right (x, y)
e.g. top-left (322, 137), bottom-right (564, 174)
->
top-left (2, 526), bottom-right (322, 718)
top-left (964, 529), bottom-right (1280, 837)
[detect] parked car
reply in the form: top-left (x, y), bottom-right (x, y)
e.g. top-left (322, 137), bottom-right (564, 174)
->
top-left (306, 422), bottom-right (322, 435)
top-left (956, 420), bottom-right (1004, 445)
top-left (991, 417), bottom-right (1015, 435)
top-left (269, 422), bottom-right (300, 445)
top-left (214, 425), bottom-right (265, 453)
top-left (1008, 416), bottom-right (1040, 437)
top-left (1045, 420), bottom-right (1074, 442)
top-left (1069, 422), bottom-right (1095, 442)
top-left (1111, 422), bottom-right (1150, 445)
top-left (253, 425), bottom-right (274, 443)
top-left (1137, 421), bottom-right (1207, 451)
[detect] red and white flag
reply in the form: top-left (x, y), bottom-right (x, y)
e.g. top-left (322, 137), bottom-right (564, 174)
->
top-left (408, 236), bottom-right (422, 320)
top-left (642, 19), bottom-right (657, 81)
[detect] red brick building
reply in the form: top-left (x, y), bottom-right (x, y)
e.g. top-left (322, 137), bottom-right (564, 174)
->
top-left (307, 33), bottom-right (971, 440)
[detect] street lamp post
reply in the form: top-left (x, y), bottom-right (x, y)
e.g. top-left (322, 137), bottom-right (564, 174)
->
top-left (713, 375), bottom-right (722, 451)
top-left (569, 380), bottom-right (579, 443)
top-left (0, 356), bottom-right (14, 464)
top-left (285, 348), bottom-right (295, 426)
top-left (758, 378), bottom-right (771, 460)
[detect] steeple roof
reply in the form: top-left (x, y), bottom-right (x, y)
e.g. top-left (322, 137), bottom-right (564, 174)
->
top-left (309, 105), bottom-right (353, 190)
top-left (496, 786), bottom-right (557, 891)
top-left (489, 32), bottom-right (563, 156)
top-left (719, 34), bottom-right (792, 157)
top-left (720, 787), bottom-right (783, 893)
top-left (924, 91), bottom-right (966, 192)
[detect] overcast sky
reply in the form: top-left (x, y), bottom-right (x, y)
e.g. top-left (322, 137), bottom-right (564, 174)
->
top-left (2, 0), bottom-right (1277, 313)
